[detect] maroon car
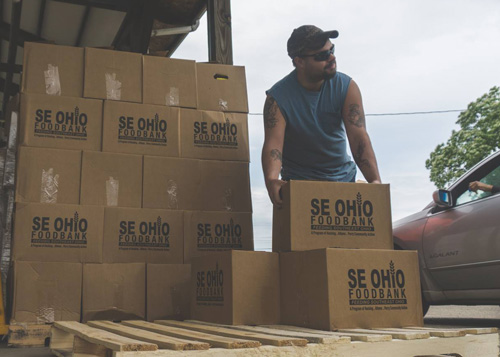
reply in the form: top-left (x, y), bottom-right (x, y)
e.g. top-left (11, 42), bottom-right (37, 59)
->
top-left (393, 150), bottom-right (500, 314)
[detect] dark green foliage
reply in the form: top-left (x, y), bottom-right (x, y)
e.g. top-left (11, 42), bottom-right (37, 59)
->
top-left (426, 86), bottom-right (500, 188)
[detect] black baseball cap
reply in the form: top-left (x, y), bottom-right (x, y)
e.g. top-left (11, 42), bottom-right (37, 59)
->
top-left (287, 25), bottom-right (339, 59)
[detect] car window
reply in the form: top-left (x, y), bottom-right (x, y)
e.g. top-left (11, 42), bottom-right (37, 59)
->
top-left (456, 165), bottom-right (500, 205)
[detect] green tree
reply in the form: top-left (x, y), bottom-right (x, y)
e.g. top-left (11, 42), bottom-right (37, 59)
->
top-left (426, 86), bottom-right (500, 188)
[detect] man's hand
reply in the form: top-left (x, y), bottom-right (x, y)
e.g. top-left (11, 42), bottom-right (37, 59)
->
top-left (266, 178), bottom-right (287, 207)
top-left (469, 181), bottom-right (493, 192)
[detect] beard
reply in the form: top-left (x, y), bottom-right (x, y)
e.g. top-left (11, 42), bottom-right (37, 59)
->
top-left (322, 60), bottom-right (337, 80)
top-left (323, 70), bottom-right (336, 80)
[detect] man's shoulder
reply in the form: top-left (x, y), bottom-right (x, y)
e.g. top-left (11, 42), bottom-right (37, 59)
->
top-left (323, 72), bottom-right (352, 96)
top-left (267, 70), bottom-right (297, 96)
top-left (330, 71), bottom-right (352, 85)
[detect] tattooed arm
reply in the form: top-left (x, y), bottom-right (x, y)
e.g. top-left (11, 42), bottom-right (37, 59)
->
top-left (342, 80), bottom-right (381, 183)
top-left (262, 95), bottom-right (287, 205)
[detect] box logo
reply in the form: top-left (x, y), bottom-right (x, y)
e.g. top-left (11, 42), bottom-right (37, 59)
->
top-left (34, 107), bottom-right (88, 140)
top-left (310, 193), bottom-right (375, 237)
top-left (118, 216), bottom-right (170, 250)
top-left (193, 118), bottom-right (238, 149)
top-left (31, 212), bottom-right (88, 248)
top-left (196, 262), bottom-right (224, 306)
top-left (118, 114), bottom-right (167, 146)
top-left (196, 218), bottom-right (242, 250)
top-left (348, 261), bottom-right (408, 312)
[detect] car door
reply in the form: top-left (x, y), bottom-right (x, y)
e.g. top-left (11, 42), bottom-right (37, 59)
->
top-left (422, 154), bottom-right (500, 292)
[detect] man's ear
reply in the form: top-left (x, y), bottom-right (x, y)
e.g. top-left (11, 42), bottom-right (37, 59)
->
top-left (293, 56), bottom-right (304, 68)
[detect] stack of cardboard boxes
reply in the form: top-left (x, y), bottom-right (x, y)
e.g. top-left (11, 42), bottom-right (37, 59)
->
top-left (10, 42), bottom-right (254, 324)
top-left (9, 42), bottom-right (423, 332)
top-left (188, 180), bottom-right (424, 330)
top-left (275, 181), bottom-right (424, 330)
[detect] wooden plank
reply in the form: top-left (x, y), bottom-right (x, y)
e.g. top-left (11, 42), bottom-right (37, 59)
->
top-left (54, 321), bottom-right (157, 352)
top-left (8, 324), bottom-right (52, 347)
top-left (227, 325), bottom-right (350, 344)
top-left (155, 320), bottom-right (308, 347)
top-left (397, 327), bottom-right (466, 338)
top-left (408, 326), bottom-right (498, 335)
top-left (50, 323), bottom-right (74, 350)
top-left (413, 355), bottom-right (462, 357)
top-left (73, 335), bottom-right (110, 357)
top-left (88, 320), bottom-right (209, 351)
top-left (339, 328), bottom-right (430, 340)
top-left (207, 0), bottom-right (233, 64)
top-left (123, 320), bottom-right (260, 349)
top-left (114, 332), bottom-right (500, 357)
top-left (460, 327), bottom-right (497, 335)
top-left (186, 320), bottom-right (350, 344)
top-left (263, 324), bottom-right (392, 342)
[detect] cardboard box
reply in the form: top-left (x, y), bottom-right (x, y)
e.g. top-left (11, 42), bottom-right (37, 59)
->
top-left (80, 151), bottom-right (143, 208)
top-left (15, 146), bottom-right (81, 204)
top-left (147, 264), bottom-right (191, 321)
top-left (19, 93), bottom-right (103, 151)
top-left (183, 211), bottom-right (254, 264)
top-left (143, 56), bottom-right (197, 108)
top-left (11, 261), bottom-right (82, 323)
top-left (143, 157), bottom-right (202, 210)
top-left (196, 63), bottom-right (248, 113)
top-left (191, 250), bottom-right (280, 325)
top-left (82, 263), bottom-right (145, 322)
top-left (280, 248), bottom-right (423, 330)
top-left (200, 160), bottom-right (252, 212)
top-left (180, 109), bottom-right (249, 161)
top-left (273, 181), bottom-right (393, 252)
top-left (84, 47), bottom-right (142, 103)
top-left (102, 100), bottom-right (180, 157)
top-left (13, 203), bottom-right (104, 263)
top-left (103, 207), bottom-right (183, 263)
top-left (142, 158), bottom-right (252, 212)
top-left (22, 42), bottom-right (84, 97)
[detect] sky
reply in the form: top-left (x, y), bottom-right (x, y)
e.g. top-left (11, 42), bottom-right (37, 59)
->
top-left (173, 0), bottom-right (500, 251)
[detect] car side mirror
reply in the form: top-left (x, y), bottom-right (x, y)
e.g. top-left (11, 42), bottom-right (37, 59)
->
top-left (432, 189), bottom-right (452, 208)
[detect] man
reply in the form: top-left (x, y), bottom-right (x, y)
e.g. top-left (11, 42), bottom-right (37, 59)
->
top-left (262, 25), bottom-right (381, 206)
top-left (469, 181), bottom-right (500, 194)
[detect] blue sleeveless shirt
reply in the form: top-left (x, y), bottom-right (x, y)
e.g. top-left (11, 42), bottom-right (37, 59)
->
top-left (266, 70), bottom-right (356, 181)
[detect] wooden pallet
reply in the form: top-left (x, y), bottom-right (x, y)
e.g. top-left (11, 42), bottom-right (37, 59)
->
top-left (45, 320), bottom-right (499, 357)
top-left (8, 323), bottom-right (52, 347)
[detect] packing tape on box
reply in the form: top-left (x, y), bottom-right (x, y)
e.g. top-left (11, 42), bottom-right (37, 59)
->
top-left (223, 188), bottom-right (233, 211)
top-left (166, 87), bottom-right (180, 106)
top-left (44, 64), bottom-right (61, 96)
top-left (40, 168), bottom-right (59, 204)
top-left (106, 176), bottom-right (119, 206)
top-left (105, 73), bottom-right (122, 100)
top-left (218, 98), bottom-right (228, 111)
top-left (36, 306), bottom-right (55, 324)
top-left (166, 179), bottom-right (178, 209)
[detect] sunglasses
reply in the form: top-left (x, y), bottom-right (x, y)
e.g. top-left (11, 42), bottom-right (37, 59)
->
top-left (300, 45), bottom-right (335, 62)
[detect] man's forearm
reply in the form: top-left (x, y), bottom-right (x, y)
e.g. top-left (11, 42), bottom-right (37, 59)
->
top-left (352, 136), bottom-right (381, 183)
top-left (262, 147), bottom-right (283, 183)
top-left (262, 95), bottom-right (285, 183)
